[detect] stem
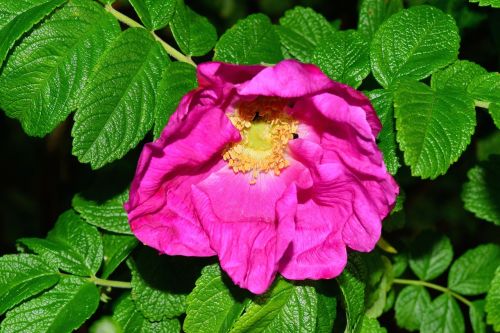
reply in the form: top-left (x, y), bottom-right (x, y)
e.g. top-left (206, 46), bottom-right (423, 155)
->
top-left (393, 278), bottom-right (472, 307)
top-left (104, 4), bottom-right (196, 67)
top-left (475, 100), bottom-right (490, 109)
top-left (89, 276), bottom-right (132, 289)
top-left (377, 237), bottom-right (398, 254)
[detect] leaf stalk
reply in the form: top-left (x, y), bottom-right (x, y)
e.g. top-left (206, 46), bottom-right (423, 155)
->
top-left (393, 278), bottom-right (472, 307)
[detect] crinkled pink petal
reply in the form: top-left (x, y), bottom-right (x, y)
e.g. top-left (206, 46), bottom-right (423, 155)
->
top-left (197, 62), bottom-right (265, 88)
top-left (191, 169), bottom-right (297, 294)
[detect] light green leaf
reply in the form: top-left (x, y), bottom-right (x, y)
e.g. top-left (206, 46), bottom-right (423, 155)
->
top-left (154, 61), bottom-right (197, 139)
top-left (171, 3), bottom-right (216, 57)
top-left (113, 294), bottom-right (181, 333)
top-left (359, 316), bottom-right (387, 333)
top-left (448, 244), bottom-right (500, 295)
top-left (395, 286), bottom-right (431, 331)
top-left (462, 156), bottom-right (500, 225)
top-left (129, 257), bottom-right (186, 321)
top-left (19, 210), bottom-right (103, 276)
top-left (358, 0), bottom-right (403, 39)
top-left (469, 0), bottom-right (500, 8)
top-left (0, 0), bottom-right (120, 136)
top-left (431, 60), bottom-right (487, 92)
top-left (420, 293), bottom-right (465, 333)
top-left (315, 290), bottom-right (336, 333)
top-left (394, 80), bottom-right (475, 179)
top-left (485, 268), bottom-right (500, 331)
top-left (89, 316), bottom-right (122, 333)
top-left (72, 28), bottom-right (169, 169)
top-left (214, 13), bottom-right (283, 65)
top-left (469, 300), bottom-right (486, 333)
top-left (312, 30), bottom-right (370, 88)
top-left (72, 189), bottom-right (131, 234)
top-left (276, 6), bottom-right (333, 62)
top-left (230, 279), bottom-right (318, 333)
top-left (489, 103), bottom-right (500, 129)
top-left (184, 264), bottom-right (247, 333)
top-left (409, 231), bottom-right (453, 281)
top-left (370, 5), bottom-right (459, 88)
top-left (101, 233), bottom-right (138, 279)
top-left (0, 0), bottom-right (65, 67)
top-left (0, 276), bottom-right (100, 333)
top-left (468, 72), bottom-right (500, 128)
top-left (365, 256), bottom-right (394, 319)
top-left (337, 254), bottom-right (366, 333)
top-left (129, 0), bottom-right (176, 31)
top-left (0, 254), bottom-right (59, 315)
top-left (365, 89), bottom-right (400, 174)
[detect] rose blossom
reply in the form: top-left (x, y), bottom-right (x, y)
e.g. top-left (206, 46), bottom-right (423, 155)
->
top-left (125, 60), bottom-right (399, 294)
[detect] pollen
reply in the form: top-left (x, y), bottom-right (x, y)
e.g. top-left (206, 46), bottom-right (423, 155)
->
top-left (222, 97), bottom-right (298, 184)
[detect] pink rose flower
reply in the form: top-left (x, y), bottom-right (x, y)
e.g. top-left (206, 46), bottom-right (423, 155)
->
top-left (125, 60), bottom-right (399, 294)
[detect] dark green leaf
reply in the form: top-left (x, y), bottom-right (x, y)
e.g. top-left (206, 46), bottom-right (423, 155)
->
top-left (358, 0), bottom-right (403, 39)
top-left (312, 30), bottom-right (370, 88)
top-left (365, 89), bottom-right (400, 174)
top-left (72, 28), bottom-right (169, 169)
top-left (154, 61), bottom-right (197, 139)
top-left (485, 268), bottom-right (500, 331)
top-left (171, 3), bottom-right (217, 57)
top-left (129, 0), bottom-right (176, 30)
top-left (72, 189), bottom-right (131, 234)
top-left (184, 264), bottom-right (247, 333)
top-left (113, 294), bottom-right (181, 333)
top-left (276, 6), bottom-right (333, 62)
top-left (0, 276), bottom-right (100, 333)
top-left (101, 233), bottom-right (138, 279)
top-left (462, 156), bottom-right (500, 225)
top-left (315, 287), bottom-right (336, 333)
top-left (337, 254), bottom-right (366, 333)
top-left (409, 232), bottom-right (453, 281)
top-left (448, 244), bottom-right (500, 295)
top-left (230, 279), bottom-right (317, 333)
top-left (0, 0), bottom-right (65, 67)
top-left (0, 0), bottom-right (120, 136)
top-left (214, 13), bottom-right (283, 65)
top-left (431, 60), bottom-right (487, 92)
top-left (0, 254), bottom-right (59, 315)
top-left (370, 5), bottom-right (459, 88)
top-left (395, 286), bottom-right (431, 331)
top-left (365, 256), bottom-right (394, 319)
top-left (469, 300), bottom-right (486, 333)
top-left (394, 80), bottom-right (475, 179)
top-left (420, 293), bottom-right (465, 333)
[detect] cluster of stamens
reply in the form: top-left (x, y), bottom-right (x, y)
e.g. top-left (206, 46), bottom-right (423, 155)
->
top-left (222, 97), bottom-right (298, 184)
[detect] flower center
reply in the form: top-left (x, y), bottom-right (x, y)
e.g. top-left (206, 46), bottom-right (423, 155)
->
top-left (223, 97), bottom-right (298, 184)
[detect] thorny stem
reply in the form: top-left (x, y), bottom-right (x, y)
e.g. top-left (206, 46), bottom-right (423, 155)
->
top-left (104, 4), bottom-right (196, 67)
top-left (89, 276), bottom-right (132, 289)
top-left (393, 278), bottom-right (472, 307)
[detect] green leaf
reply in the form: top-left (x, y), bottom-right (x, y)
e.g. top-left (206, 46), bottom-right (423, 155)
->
top-left (230, 279), bottom-right (318, 333)
top-left (394, 286), bottom-right (431, 331)
top-left (468, 73), bottom-right (500, 128)
top-left (448, 244), bottom-right (500, 295)
top-left (0, 254), bottom-right (59, 315)
top-left (184, 264), bottom-right (247, 333)
top-left (72, 189), bottom-right (131, 234)
top-left (19, 210), bottom-right (103, 276)
top-left (394, 80), bottom-right (475, 179)
top-left (129, 0), bottom-right (176, 31)
top-left (154, 61), bottom-right (197, 139)
top-left (489, 103), bottom-right (500, 129)
top-left (359, 316), bottom-right (387, 333)
top-left (431, 60), bottom-right (487, 92)
top-left (113, 294), bottom-right (181, 333)
top-left (365, 89), bottom-right (400, 174)
top-left (469, 0), bottom-right (500, 8)
top-left (365, 256), bottom-right (394, 319)
top-left (171, 3), bottom-right (216, 57)
top-left (485, 268), bottom-right (500, 331)
top-left (337, 254), bottom-right (366, 333)
top-left (469, 300), bottom-right (486, 333)
top-left (214, 13), bottom-right (283, 65)
top-left (101, 233), bottom-right (138, 279)
top-left (72, 28), bottom-right (169, 169)
top-left (315, 289), bottom-right (336, 333)
top-left (0, 0), bottom-right (65, 67)
top-left (89, 316), bottom-right (122, 333)
top-left (311, 30), bottom-right (370, 88)
top-left (370, 5), bottom-right (459, 88)
top-left (462, 156), bottom-right (500, 225)
top-left (0, 0), bottom-right (120, 136)
top-left (420, 293), bottom-right (465, 333)
top-left (409, 231), bottom-right (453, 281)
top-left (0, 276), bottom-right (100, 333)
top-left (129, 256), bottom-right (187, 321)
top-left (276, 6), bottom-right (333, 62)
top-left (358, 0), bottom-right (403, 39)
